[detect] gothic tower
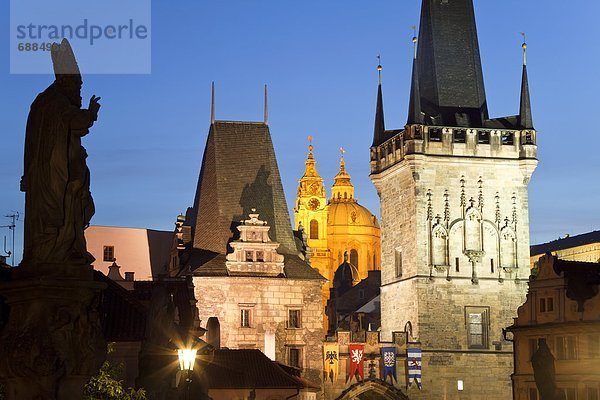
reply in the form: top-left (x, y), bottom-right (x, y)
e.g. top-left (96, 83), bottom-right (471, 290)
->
top-left (370, 1), bottom-right (538, 398)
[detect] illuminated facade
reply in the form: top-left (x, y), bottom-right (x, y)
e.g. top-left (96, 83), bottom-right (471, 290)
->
top-left (293, 141), bottom-right (381, 316)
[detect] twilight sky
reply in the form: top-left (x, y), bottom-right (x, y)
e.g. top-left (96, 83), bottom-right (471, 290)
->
top-left (1, 1), bottom-right (600, 265)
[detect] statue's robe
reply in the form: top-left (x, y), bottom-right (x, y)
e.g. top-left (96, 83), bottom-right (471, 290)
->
top-left (22, 82), bottom-right (96, 266)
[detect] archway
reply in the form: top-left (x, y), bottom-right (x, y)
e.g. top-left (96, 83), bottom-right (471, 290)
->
top-left (336, 379), bottom-right (409, 400)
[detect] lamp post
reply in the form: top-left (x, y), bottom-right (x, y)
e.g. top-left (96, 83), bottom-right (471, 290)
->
top-left (178, 348), bottom-right (197, 400)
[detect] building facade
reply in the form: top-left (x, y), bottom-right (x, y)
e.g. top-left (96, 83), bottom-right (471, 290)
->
top-left (171, 94), bottom-right (325, 388)
top-left (293, 141), bottom-right (381, 321)
top-left (530, 231), bottom-right (600, 268)
top-left (508, 254), bottom-right (600, 400)
top-left (370, 0), bottom-right (538, 398)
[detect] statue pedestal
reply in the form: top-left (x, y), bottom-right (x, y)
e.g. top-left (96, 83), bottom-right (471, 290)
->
top-left (0, 271), bottom-right (106, 400)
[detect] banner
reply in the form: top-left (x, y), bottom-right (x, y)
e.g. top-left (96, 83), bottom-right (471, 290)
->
top-left (381, 347), bottom-right (397, 383)
top-left (323, 343), bottom-right (339, 383)
top-left (407, 347), bottom-right (422, 389)
top-left (348, 344), bottom-right (365, 383)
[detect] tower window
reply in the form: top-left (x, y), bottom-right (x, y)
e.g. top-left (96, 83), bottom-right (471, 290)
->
top-left (395, 250), bottom-right (403, 278)
top-left (490, 259), bottom-right (495, 274)
top-left (465, 306), bottom-right (489, 349)
top-left (310, 219), bottom-right (319, 239)
top-left (240, 309), bottom-right (252, 328)
top-left (455, 257), bottom-right (460, 272)
top-left (103, 246), bottom-right (115, 262)
top-left (350, 249), bottom-right (359, 269)
top-left (288, 347), bottom-right (302, 369)
top-left (288, 309), bottom-right (301, 329)
top-left (245, 251), bottom-right (254, 262)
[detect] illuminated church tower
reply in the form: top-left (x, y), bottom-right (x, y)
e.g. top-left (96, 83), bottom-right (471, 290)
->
top-left (370, 0), bottom-right (537, 398)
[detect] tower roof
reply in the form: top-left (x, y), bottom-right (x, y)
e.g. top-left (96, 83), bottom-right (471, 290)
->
top-left (372, 62), bottom-right (386, 147)
top-left (191, 121), bottom-right (297, 255)
top-left (331, 150), bottom-right (355, 202)
top-left (415, 0), bottom-right (488, 127)
top-left (518, 41), bottom-right (534, 130)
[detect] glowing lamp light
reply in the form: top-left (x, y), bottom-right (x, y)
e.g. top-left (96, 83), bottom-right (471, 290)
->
top-left (178, 349), bottom-right (197, 372)
top-left (457, 380), bottom-right (464, 391)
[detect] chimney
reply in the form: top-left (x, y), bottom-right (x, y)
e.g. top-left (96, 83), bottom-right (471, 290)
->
top-left (124, 272), bottom-right (135, 281)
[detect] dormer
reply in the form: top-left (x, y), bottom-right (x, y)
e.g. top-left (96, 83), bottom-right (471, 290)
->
top-left (226, 210), bottom-right (285, 277)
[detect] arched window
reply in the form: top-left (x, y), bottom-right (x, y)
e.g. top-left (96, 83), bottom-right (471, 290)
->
top-left (350, 249), bottom-right (359, 268)
top-left (309, 219), bottom-right (319, 239)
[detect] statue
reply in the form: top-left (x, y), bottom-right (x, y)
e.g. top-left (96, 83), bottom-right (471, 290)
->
top-left (531, 339), bottom-right (566, 400)
top-left (21, 38), bottom-right (100, 268)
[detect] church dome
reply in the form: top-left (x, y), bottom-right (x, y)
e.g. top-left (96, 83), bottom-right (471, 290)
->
top-left (333, 252), bottom-right (360, 293)
top-left (327, 201), bottom-right (379, 229)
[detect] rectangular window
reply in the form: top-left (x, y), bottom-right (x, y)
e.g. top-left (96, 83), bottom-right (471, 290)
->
top-left (465, 306), bottom-right (489, 349)
top-left (245, 251), bottom-right (254, 262)
top-left (256, 251), bottom-right (264, 262)
top-left (589, 335), bottom-right (600, 358)
top-left (490, 259), bottom-right (495, 274)
top-left (103, 246), bottom-right (115, 262)
top-left (395, 250), bottom-right (403, 278)
top-left (556, 336), bottom-right (577, 360)
top-left (455, 257), bottom-right (460, 272)
top-left (288, 347), bottom-right (302, 369)
top-left (547, 297), bottom-right (554, 312)
top-left (288, 309), bottom-right (301, 329)
top-left (540, 298), bottom-right (546, 313)
top-left (528, 388), bottom-right (539, 400)
top-left (240, 309), bottom-right (251, 328)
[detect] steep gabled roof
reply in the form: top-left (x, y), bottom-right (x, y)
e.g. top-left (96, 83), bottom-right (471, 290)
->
top-left (531, 231), bottom-right (600, 257)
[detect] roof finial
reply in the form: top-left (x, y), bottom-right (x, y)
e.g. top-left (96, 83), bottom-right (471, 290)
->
top-left (521, 32), bottom-right (527, 66)
top-left (307, 135), bottom-right (314, 156)
top-left (211, 81), bottom-right (215, 124)
top-left (264, 84), bottom-right (269, 125)
top-left (412, 25), bottom-right (418, 60)
top-left (377, 54), bottom-right (382, 84)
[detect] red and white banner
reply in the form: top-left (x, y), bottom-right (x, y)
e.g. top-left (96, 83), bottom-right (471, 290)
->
top-left (348, 344), bottom-right (364, 383)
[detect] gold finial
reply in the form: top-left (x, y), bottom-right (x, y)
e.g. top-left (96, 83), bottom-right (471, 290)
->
top-left (412, 25), bottom-right (418, 60)
top-left (520, 32), bottom-right (527, 66)
top-left (340, 146), bottom-right (345, 156)
top-left (377, 55), bottom-right (382, 84)
top-left (307, 135), bottom-right (314, 152)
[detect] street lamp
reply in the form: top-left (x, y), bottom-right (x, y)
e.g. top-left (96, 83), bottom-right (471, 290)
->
top-left (178, 348), bottom-right (197, 400)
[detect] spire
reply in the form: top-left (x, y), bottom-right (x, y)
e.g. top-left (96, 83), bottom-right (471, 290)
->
top-left (264, 84), bottom-right (269, 125)
top-left (518, 35), bottom-right (533, 130)
top-left (331, 147), bottom-right (355, 202)
top-left (210, 81), bottom-right (215, 124)
top-left (407, 31), bottom-right (423, 125)
top-left (372, 56), bottom-right (386, 147)
top-left (416, 0), bottom-right (488, 126)
top-left (301, 136), bottom-right (320, 178)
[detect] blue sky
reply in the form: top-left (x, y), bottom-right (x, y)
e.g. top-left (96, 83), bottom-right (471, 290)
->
top-left (1, 1), bottom-right (600, 265)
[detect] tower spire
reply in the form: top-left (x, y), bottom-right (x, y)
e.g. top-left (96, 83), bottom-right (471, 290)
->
top-left (416, 0), bottom-right (488, 126)
top-left (372, 56), bottom-right (386, 147)
top-left (331, 147), bottom-right (355, 202)
top-left (264, 84), bottom-right (269, 125)
top-left (407, 30), bottom-right (423, 125)
top-left (518, 34), bottom-right (533, 130)
top-left (211, 81), bottom-right (215, 124)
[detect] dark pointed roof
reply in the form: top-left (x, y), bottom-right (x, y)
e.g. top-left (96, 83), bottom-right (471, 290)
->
top-left (372, 83), bottom-right (386, 147)
top-left (187, 120), bottom-right (322, 280)
top-left (407, 56), bottom-right (423, 125)
top-left (518, 65), bottom-right (534, 129)
top-left (416, 0), bottom-right (488, 127)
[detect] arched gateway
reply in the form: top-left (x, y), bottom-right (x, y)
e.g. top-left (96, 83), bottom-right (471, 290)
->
top-left (335, 379), bottom-right (409, 400)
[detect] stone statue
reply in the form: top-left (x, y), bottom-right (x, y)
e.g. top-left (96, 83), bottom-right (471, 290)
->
top-left (21, 38), bottom-right (100, 268)
top-left (531, 339), bottom-right (566, 400)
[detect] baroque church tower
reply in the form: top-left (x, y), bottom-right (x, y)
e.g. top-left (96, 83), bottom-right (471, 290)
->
top-left (370, 0), bottom-right (537, 398)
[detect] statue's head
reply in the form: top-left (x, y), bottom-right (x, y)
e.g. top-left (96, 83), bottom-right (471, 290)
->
top-left (51, 39), bottom-right (82, 107)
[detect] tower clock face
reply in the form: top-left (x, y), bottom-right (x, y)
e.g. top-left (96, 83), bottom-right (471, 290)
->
top-left (308, 198), bottom-right (320, 211)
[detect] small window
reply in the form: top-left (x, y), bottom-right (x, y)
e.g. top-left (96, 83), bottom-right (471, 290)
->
top-left (350, 249), bottom-right (359, 269)
top-left (288, 309), bottom-right (301, 329)
top-left (245, 251), bottom-right (254, 262)
top-left (395, 250), bottom-right (403, 278)
top-left (256, 251), bottom-right (264, 262)
top-left (589, 335), bottom-right (599, 358)
top-left (455, 257), bottom-right (460, 272)
top-left (466, 306), bottom-right (489, 349)
top-left (540, 298), bottom-right (546, 313)
top-left (490, 259), bottom-right (495, 274)
top-left (547, 297), bottom-right (554, 312)
top-left (103, 246), bottom-right (115, 262)
top-left (240, 309), bottom-right (251, 328)
top-left (310, 219), bottom-right (319, 239)
top-left (556, 336), bottom-right (577, 360)
top-left (288, 347), bottom-right (302, 368)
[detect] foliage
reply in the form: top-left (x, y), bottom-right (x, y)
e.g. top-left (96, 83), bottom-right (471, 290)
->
top-left (83, 344), bottom-right (147, 400)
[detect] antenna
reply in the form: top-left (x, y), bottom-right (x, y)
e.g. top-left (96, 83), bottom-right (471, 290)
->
top-left (264, 84), bottom-right (268, 125)
top-left (1, 212), bottom-right (19, 266)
